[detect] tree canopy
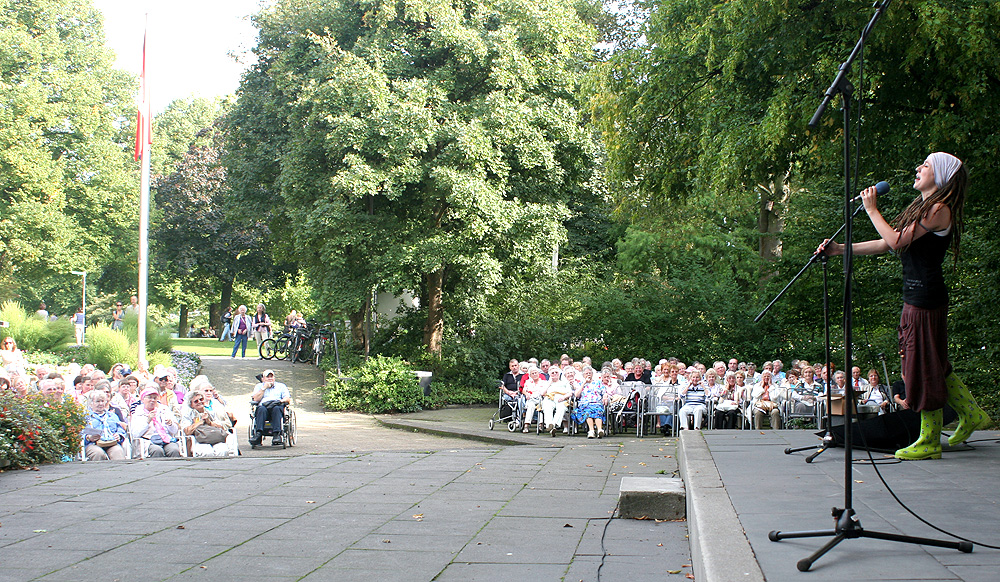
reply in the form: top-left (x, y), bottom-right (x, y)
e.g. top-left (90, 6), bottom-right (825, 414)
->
top-left (0, 0), bottom-right (138, 310)
top-left (230, 0), bottom-right (604, 355)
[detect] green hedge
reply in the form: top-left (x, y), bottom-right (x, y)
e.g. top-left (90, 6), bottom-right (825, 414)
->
top-left (321, 355), bottom-right (494, 414)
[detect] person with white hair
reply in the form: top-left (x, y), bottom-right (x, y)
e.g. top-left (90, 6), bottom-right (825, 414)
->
top-left (520, 366), bottom-right (548, 433)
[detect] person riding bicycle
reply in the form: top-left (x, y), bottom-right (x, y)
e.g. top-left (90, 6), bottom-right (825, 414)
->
top-left (249, 369), bottom-right (291, 447)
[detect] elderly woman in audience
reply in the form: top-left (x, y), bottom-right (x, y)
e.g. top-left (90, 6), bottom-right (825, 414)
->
top-left (130, 387), bottom-right (181, 457)
top-left (749, 370), bottom-right (783, 429)
top-left (541, 367), bottom-right (572, 436)
top-left (572, 366), bottom-right (606, 438)
top-left (654, 366), bottom-right (683, 435)
top-left (712, 371), bottom-right (740, 429)
top-left (786, 368), bottom-right (816, 417)
top-left (678, 369), bottom-right (709, 430)
top-left (521, 366), bottom-right (548, 433)
top-left (112, 374), bottom-right (141, 416)
top-left (181, 388), bottom-right (235, 456)
top-left (0, 337), bottom-right (27, 372)
top-left (82, 390), bottom-right (128, 461)
top-left (602, 367), bottom-right (625, 413)
top-left (860, 369), bottom-right (890, 413)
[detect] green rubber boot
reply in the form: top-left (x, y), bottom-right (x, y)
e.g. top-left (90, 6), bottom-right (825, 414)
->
top-left (945, 373), bottom-right (991, 446)
top-left (895, 408), bottom-right (943, 460)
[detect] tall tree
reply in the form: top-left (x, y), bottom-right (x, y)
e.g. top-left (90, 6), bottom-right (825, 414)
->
top-left (152, 119), bottom-right (270, 333)
top-left (231, 0), bottom-right (603, 357)
top-left (0, 0), bottom-right (138, 308)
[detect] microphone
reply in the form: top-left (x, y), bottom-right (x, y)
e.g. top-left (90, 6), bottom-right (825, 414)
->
top-left (852, 181), bottom-right (890, 202)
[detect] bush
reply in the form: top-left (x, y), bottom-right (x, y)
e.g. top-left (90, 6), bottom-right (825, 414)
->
top-left (0, 300), bottom-right (75, 352)
top-left (0, 392), bottom-right (86, 468)
top-left (322, 355), bottom-right (423, 414)
top-left (424, 382), bottom-right (495, 408)
top-left (84, 324), bottom-right (133, 372)
top-left (121, 313), bottom-right (173, 354)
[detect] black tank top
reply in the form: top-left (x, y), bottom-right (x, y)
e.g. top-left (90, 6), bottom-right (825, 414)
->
top-left (899, 227), bottom-right (951, 309)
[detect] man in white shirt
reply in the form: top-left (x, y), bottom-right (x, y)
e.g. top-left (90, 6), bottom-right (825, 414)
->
top-left (250, 369), bottom-right (291, 447)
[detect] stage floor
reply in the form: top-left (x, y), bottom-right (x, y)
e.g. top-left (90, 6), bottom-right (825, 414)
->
top-left (699, 429), bottom-right (1000, 582)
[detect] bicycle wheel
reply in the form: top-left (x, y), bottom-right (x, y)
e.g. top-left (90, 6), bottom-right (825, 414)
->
top-left (259, 338), bottom-right (277, 360)
top-left (274, 337), bottom-right (289, 360)
top-left (295, 341), bottom-right (312, 363)
top-left (313, 338), bottom-right (323, 367)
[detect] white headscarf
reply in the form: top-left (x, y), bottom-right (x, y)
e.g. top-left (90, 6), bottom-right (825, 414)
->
top-left (928, 152), bottom-right (962, 190)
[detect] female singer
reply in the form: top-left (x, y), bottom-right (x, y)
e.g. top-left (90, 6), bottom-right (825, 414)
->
top-left (819, 152), bottom-right (989, 460)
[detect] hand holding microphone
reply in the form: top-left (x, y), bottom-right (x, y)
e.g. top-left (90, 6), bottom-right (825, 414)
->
top-left (855, 180), bottom-right (890, 213)
top-left (815, 181), bottom-right (890, 256)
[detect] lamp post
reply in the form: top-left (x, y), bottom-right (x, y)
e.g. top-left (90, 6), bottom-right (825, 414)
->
top-left (70, 270), bottom-right (87, 344)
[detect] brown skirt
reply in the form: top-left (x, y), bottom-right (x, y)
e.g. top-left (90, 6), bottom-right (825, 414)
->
top-left (898, 302), bottom-right (951, 411)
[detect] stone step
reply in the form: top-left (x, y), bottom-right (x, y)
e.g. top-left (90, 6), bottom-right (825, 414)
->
top-left (618, 476), bottom-right (685, 520)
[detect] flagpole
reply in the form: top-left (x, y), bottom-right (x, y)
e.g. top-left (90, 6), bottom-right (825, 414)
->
top-left (136, 16), bottom-right (151, 372)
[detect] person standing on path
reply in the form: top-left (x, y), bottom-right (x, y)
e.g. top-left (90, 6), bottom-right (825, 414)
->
top-left (111, 301), bottom-right (125, 330)
top-left (231, 305), bottom-right (253, 358)
top-left (253, 304), bottom-right (272, 358)
top-left (73, 306), bottom-right (86, 345)
top-left (219, 306), bottom-right (233, 342)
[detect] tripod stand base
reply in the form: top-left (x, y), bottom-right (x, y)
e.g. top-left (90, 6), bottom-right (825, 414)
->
top-left (784, 434), bottom-right (836, 463)
top-left (769, 507), bottom-right (973, 571)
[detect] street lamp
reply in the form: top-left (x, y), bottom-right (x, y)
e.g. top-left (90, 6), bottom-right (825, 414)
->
top-left (70, 270), bottom-right (86, 344)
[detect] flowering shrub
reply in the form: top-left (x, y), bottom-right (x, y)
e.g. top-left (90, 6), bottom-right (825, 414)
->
top-left (171, 351), bottom-right (201, 387)
top-left (0, 392), bottom-right (86, 469)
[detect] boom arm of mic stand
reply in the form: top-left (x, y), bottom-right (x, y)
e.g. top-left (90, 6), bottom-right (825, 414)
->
top-left (754, 203), bottom-right (867, 323)
top-left (808, 0), bottom-right (892, 128)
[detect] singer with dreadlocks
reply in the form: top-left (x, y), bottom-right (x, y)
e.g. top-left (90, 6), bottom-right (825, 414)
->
top-left (819, 152), bottom-right (990, 460)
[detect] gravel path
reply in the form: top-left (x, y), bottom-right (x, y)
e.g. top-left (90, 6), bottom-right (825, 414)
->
top-left (199, 356), bottom-right (484, 456)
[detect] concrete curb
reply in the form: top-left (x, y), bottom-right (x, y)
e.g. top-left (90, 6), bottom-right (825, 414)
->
top-left (679, 430), bottom-right (765, 582)
top-left (375, 417), bottom-right (541, 447)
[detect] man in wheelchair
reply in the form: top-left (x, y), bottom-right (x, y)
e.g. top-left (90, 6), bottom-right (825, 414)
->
top-left (249, 369), bottom-right (291, 447)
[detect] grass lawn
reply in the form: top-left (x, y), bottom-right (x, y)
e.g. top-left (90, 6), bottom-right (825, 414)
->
top-left (172, 337), bottom-right (264, 358)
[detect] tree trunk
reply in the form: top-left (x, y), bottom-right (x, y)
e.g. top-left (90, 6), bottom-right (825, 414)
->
top-left (219, 278), bottom-right (234, 326)
top-left (422, 268), bottom-right (444, 357)
top-left (757, 172), bottom-right (789, 262)
top-left (349, 297), bottom-right (370, 356)
top-left (178, 304), bottom-right (189, 337)
top-left (209, 303), bottom-right (219, 335)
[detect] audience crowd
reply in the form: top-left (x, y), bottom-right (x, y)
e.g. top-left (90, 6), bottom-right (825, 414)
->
top-left (500, 355), bottom-right (893, 437)
top-left (2, 349), bottom-right (239, 460)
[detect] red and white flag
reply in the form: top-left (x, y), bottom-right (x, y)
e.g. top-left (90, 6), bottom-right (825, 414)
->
top-left (134, 29), bottom-right (151, 161)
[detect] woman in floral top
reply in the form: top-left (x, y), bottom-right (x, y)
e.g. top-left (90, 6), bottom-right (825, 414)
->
top-left (572, 366), bottom-right (607, 438)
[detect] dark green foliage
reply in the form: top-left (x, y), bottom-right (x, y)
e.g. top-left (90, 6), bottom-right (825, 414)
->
top-left (322, 355), bottom-right (424, 414)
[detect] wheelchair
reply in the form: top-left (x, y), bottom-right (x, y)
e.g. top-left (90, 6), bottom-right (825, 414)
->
top-left (248, 400), bottom-right (297, 449)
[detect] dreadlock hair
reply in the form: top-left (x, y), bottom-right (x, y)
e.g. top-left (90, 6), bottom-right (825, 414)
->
top-left (892, 163), bottom-right (967, 264)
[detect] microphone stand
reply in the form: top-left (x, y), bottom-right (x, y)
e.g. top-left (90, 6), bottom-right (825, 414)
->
top-left (758, 208), bottom-right (862, 462)
top-left (767, 0), bottom-right (972, 570)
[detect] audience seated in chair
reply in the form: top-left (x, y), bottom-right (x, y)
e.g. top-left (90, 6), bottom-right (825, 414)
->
top-left (182, 388), bottom-right (235, 457)
top-left (130, 387), bottom-right (181, 457)
top-left (82, 390), bottom-right (127, 461)
top-left (678, 370), bottom-right (708, 430)
top-left (749, 370), bottom-right (783, 429)
top-left (572, 366), bottom-right (606, 438)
